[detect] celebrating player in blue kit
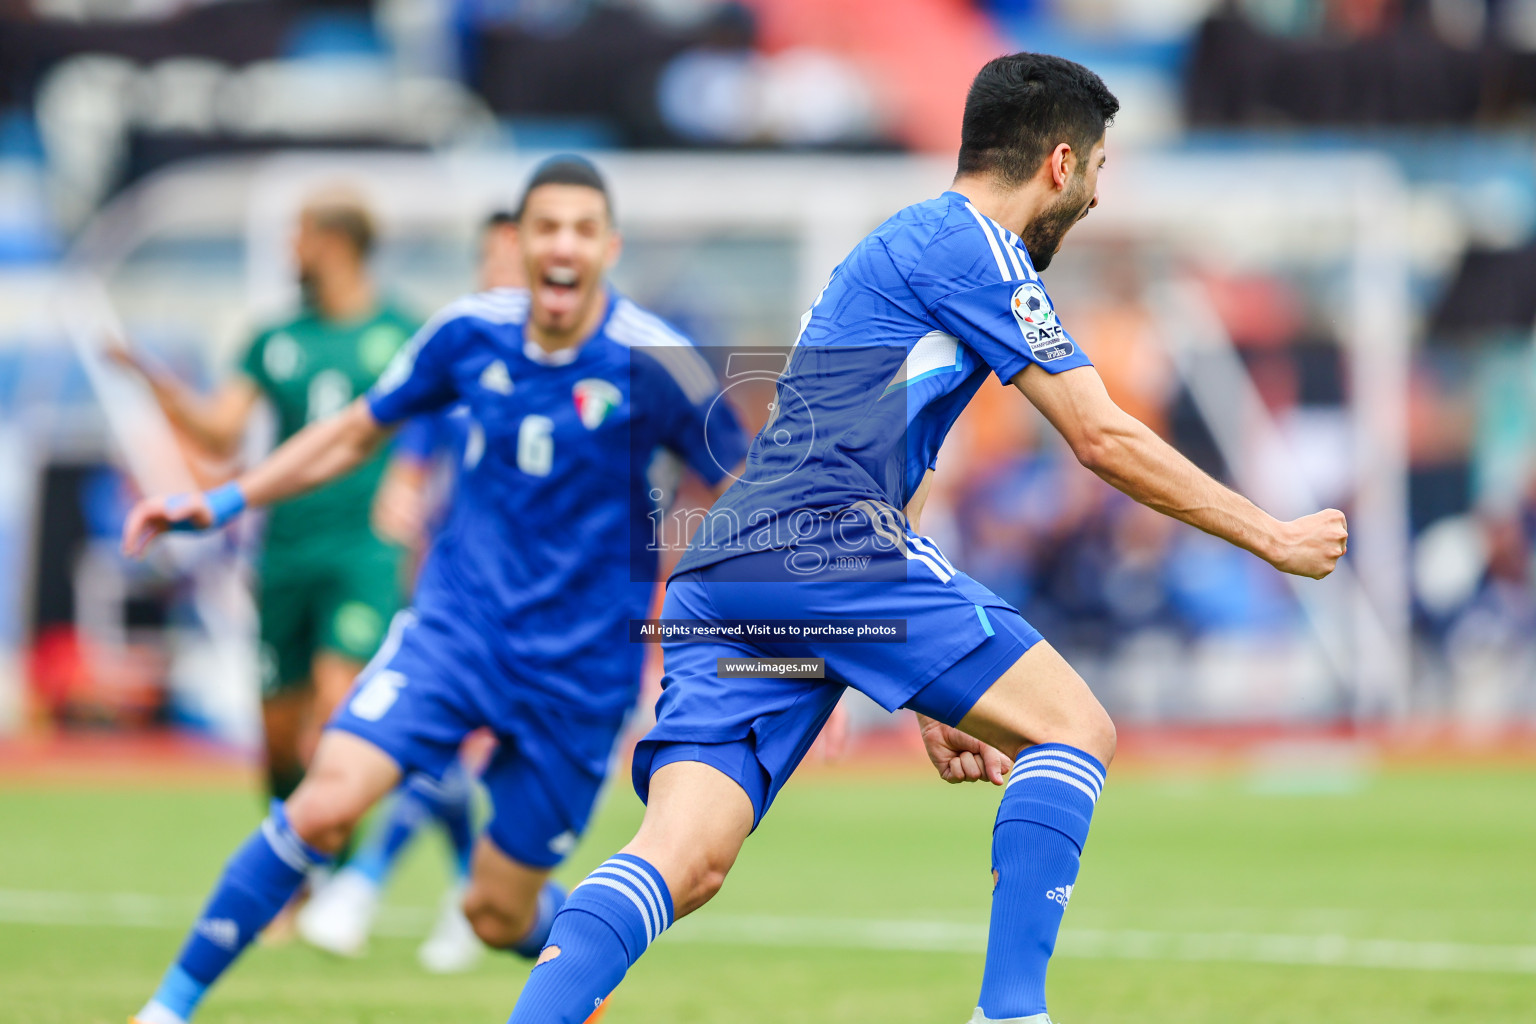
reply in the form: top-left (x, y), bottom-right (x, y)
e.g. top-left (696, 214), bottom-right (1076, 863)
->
top-left (120, 156), bottom-right (747, 1024)
top-left (507, 55), bottom-right (1349, 1024)
top-left (295, 209), bottom-right (526, 974)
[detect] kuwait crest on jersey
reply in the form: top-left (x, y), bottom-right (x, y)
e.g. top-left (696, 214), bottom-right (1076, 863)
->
top-left (572, 378), bottom-right (622, 429)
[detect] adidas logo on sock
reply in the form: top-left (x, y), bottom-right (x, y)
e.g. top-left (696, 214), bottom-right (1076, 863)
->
top-left (197, 917), bottom-right (239, 949)
top-left (1044, 885), bottom-right (1073, 907)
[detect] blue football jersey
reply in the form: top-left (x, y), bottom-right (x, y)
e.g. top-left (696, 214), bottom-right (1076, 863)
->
top-left (367, 287), bottom-right (747, 714)
top-left (677, 190), bottom-right (1092, 575)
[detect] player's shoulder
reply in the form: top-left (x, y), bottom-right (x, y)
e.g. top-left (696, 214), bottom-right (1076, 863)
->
top-left (431, 287), bottom-right (530, 330)
top-left (908, 191), bottom-right (1038, 297)
top-left (372, 289), bottom-right (526, 393)
top-left (602, 295), bottom-right (718, 404)
top-left (410, 287), bottom-right (529, 356)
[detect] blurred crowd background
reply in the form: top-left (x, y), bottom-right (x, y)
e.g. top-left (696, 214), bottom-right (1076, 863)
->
top-left (1, 0), bottom-right (1534, 746)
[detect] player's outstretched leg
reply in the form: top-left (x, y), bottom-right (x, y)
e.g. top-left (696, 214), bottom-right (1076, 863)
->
top-left (506, 761), bottom-right (754, 1024)
top-left (958, 641), bottom-right (1116, 1024)
top-left (456, 834), bottom-right (568, 973)
top-left (134, 733), bottom-right (400, 1024)
top-left (300, 763), bottom-right (476, 959)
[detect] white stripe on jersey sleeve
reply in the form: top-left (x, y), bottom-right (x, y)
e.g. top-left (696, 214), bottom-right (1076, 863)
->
top-left (607, 299), bottom-right (718, 404)
top-left (373, 289), bottom-right (529, 397)
top-left (990, 219), bottom-right (1027, 280)
top-left (963, 201), bottom-right (1014, 282)
top-left (449, 288), bottom-right (529, 323)
top-left (997, 225), bottom-right (1037, 281)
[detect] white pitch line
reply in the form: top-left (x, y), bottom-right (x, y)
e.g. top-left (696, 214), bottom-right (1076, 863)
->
top-left (3, 890), bottom-right (1535, 976)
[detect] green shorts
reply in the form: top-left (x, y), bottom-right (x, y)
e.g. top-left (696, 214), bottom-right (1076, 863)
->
top-left (257, 542), bottom-right (404, 700)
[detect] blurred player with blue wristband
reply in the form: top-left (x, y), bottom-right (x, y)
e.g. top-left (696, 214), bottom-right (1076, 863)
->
top-left (296, 209), bottom-right (521, 974)
top-left (123, 156), bottom-right (746, 1024)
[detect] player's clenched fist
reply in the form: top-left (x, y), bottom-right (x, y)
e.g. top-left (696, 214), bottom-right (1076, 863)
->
top-left (1267, 508), bottom-right (1349, 580)
top-left (121, 482), bottom-right (245, 557)
top-left (917, 715), bottom-right (1012, 786)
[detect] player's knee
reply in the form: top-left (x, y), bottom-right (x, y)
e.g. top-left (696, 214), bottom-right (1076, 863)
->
top-left (283, 779), bottom-right (365, 854)
top-left (1082, 709), bottom-right (1117, 768)
top-left (462, 887), bottom-right (529, 950)
top-left (681, 850), bottom-right (734, 910)
top-left (695, 864), bottom-right (729, 906)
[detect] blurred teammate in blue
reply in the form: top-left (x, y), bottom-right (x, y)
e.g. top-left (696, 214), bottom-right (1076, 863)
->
top-left (121, 156), bottom-right (747, 1024)
top-left (506, 55), bottom-right (1349, 1024)
top-left (296, 210), bottom-right (522, 974)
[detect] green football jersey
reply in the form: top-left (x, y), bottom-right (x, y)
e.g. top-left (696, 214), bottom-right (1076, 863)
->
top-left (238, 304), bottom-right (417, 563)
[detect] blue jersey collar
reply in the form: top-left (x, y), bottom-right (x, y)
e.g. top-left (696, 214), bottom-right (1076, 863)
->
top-left (519, 288), bottom-right (618, 366)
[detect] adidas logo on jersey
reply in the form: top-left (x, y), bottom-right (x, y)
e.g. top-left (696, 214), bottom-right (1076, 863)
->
top-left (1045, 885), bottom-right (1073, 906)
top-left (197, 916), bottom-right (240, 949)
top-left (479, 360), bottom-right (515, 395)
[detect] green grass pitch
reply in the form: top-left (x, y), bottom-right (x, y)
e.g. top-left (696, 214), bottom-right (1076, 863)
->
top-left (2, 760), bottom-right (1534, 1023)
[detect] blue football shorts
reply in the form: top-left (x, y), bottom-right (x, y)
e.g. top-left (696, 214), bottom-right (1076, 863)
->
top-left (329, 609), bottom-right (628, 869)
top-left (633, 521), bottom-right (1043, 826)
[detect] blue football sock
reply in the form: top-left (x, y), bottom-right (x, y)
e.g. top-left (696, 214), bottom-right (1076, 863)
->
top-left (976, 743), bottom-right (1104, 1022)
top-left (507, 854), bottom-right (672, 1024)
top-left (350, 765), bottom-right (475, 886)
top-left (140, 802), bottom-right (330, 1022)
top-left (510, 880), bottom-right (567, 958)
top-left (349, 789), bottom-right (431, 887)
top-left (422, 763), bottom-right (476, 879)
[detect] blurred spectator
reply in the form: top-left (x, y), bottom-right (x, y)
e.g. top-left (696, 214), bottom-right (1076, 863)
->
top-left (1184, 0), bottom-right (1518, 126)
top-left (656, 3), bottom-right (760, 143)
top-left (1068, 244), bottom-right (1176, 435)
top-left (656, 3), bottom-right (880, 146)
top-left (466, 2), bottom-right (688, 144)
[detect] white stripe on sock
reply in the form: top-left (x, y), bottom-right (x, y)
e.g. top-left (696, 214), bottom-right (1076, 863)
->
top-left (591, 863), bottom-right (666, 936)
top-left (1011, 755), bottom-right (1102, 798)
top-left (613, 860), bottom-right (670, 929)
top-left (1016, 747), bottom-right (1105, 789)
top-left (576, 877), bottom-right (656, 945)
top-left (259, 817), bottom-right (314, 873)
top-left (1004, 768), bottom-right (1099, 804)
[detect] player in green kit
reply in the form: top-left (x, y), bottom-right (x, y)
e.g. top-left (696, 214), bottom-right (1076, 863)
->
top-left (110, 189), bottom-right (416, 809)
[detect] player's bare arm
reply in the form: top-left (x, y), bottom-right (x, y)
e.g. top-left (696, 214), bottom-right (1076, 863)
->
top-left (1015, 361), bottom-right (1347, 579)
top-left (107, 341), bottom-right (260, 458)
top-left (371, 452), bottom-right (433, 547)
top-left (122, 398), bottom-right (389, 556)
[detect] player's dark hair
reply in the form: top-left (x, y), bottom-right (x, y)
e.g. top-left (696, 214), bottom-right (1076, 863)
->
top-left (483, 209), bottom-right (516, 232)
top-left (308, 198), bottom-right (376, 258)
top-left (957, 53), bottom-right (1119, 187)
top-left (515, 155), bottom-right (613, 221)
